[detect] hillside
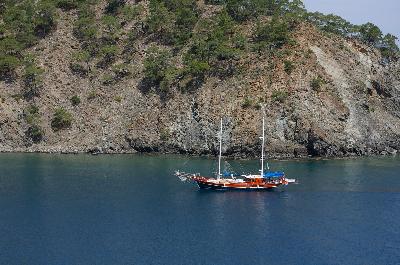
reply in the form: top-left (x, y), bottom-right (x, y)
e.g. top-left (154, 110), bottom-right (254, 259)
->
top-left (0, 0), bottom-right (400, 158)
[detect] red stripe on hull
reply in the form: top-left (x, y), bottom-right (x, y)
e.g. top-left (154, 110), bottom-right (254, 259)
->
top-left (194, 177), bottom-right (283, 191)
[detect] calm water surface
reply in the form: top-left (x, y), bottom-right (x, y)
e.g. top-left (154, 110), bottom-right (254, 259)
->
top-left (0, 154), bottom-right (399, 265)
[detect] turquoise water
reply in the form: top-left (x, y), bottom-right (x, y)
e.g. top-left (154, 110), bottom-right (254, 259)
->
top-left (0, 154), bottom-right (399, 264)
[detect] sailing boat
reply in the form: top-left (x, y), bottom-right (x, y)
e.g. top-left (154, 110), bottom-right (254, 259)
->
top-left (175, 116), bottom-right (296, 191)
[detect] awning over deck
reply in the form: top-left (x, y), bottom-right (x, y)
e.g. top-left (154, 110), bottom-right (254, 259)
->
top-left (263, 171), bottom-right (285, 178)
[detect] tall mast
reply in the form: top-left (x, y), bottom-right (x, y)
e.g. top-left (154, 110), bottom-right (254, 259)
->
top-left (217, 118), bottom-right (223, 180)
top-left (260, 117), bottom-right (265, 177)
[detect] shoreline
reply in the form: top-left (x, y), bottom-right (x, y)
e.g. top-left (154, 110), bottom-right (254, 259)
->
top-left (0, 149), bottom-right (397, 162)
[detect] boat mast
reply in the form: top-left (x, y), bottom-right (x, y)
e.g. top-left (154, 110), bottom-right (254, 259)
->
top-left (260, 117), bottom-right (265, 177)
top-left (217, 118), bottom-right (223, 180)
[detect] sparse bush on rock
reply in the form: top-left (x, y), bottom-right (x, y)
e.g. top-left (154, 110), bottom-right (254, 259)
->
top-left (310, 76), bottom-right (325, 91)
top-left (271, 90), bottom-right (288, 103)
top-left (22, 64), bottom-right (44, 100)
top-left (284, 60), bottom-right (294, 74)
top-left (24, 105), bottom-right (44, 143)
top-left (70, 95), bottom-right (81, 106)
top-left (51, 108), bottom-right (73, 131)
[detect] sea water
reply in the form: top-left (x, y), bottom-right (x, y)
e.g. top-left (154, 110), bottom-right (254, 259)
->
top-left (0, 153), bottom-right (399, 265)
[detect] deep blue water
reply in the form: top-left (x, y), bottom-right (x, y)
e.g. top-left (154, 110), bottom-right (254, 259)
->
top-left (0, 154), bottom-right (399, 265)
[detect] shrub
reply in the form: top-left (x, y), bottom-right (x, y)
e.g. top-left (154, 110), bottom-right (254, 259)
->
top-left (24, 105), bottom-right (40, 125)
top-left (359, 22), bottom-right (382, 45)
top-left (147, 0), bottom-right (198, 46)
top-left (87, 90), bottom-right (97, 100)
top-left (306, 12), bottom-right (356, 37)
top-left (242, 97), bottom-right (253, 108)
top-left (102, 73), bottom-right (114, 85)
top-left (183, 59), bottom-right (210, 79)
top-left (183, 11), bottom-right (238, 79)
top-left (114, 95), bottom-right (122, 103)
top-left (74, 6), bottom-right (98, 41)
top-left (160, 128), bottom-right (170, 141)
top-left (34, 0), bottom-right (57, 38)
top-left (105, 0), bottom-right (126, 14)
top-left (379, 34), bottom-right (399, 60)
top-left (310, 76), bottom-right (325, 91)
top-left (70, 95), bottom-right (81, 106)
top-left (72, 50), bottom-right (91, 63)
top-left (306, 12), bottom-right (399, 59)
top-left (11, 94), bottom-right (24, 101)
top-left (271, 90), bottom-right (288, 103)
top-left (0, 37), bottom-right (24, 55)
top-left (51, 108), bottom-right (73, 131)
top-left (159, 67), bottom-right (179, 92)
top-left (56, 0), bottom-right (79, 10)
top-left (101, 15), bottom-right (121, 40)
top-left (70, 50), bottom-right (90, 76)
top-left (254, 17), bottom-right (291, 51)
top-left (147, 1), bottom-right (176, 44)
top-left (226, 0), bottom-right (260, 22)
top-left (143, 46), bottom-right (173, 86)
top-left (23, 64), bottom-right (44, 100)
top-left (26, 124), bottom-right (44, 143)
top-left (24, 105), bottom-right (43, 143)
top-left (3, 0), bottom-right (57, 44)
top-left (70, 62), bottom-right (88, 76)
top-left (112, 63), bottom-right (131, 78)
top-left (121, 5), bottom-right (143, 21)
top-left (234, 33), bottom-right (248, 50)
top-left (284, 60), bottom-right (294, 74)
top-left (0, 55), bottom-right (20, 78)
top-left (98, 45), bottom-right (119, 68)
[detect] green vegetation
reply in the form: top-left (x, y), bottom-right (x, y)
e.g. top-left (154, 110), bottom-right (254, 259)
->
top-left (56, 0), bottom-right (80, 11)
top-left (306, 13), bottom-right (399, 59)
top-left (23, 62), bottom-right (44, 100)
top-left (98, 45), bottom-right (119, 68)
top-left (181, 10), bottom-right (241, 85)
top-left (143, 46), bottom-right (176, 91)
top-left (24, 105), bottom-right (44, 143)
top-left (51, 108), bottom-right (73, 131)
top-left (160, 128), bottom-right (170, 141)
top-left (105, 0), bottom-right (126, 15)
top-left (24, 105), bottom-right (40, 126)
top-left (101, 15), bottom-right (121, 41)
top-left (147, 0), bottom-right (199, 46)
top-left (121, 5), bottom-right (143, 22)
top-left (0, 0), bottom-right (57, 79)
top-left (208, 0), bottom-right (305, 22)
top-left (271, 90), bottom-right (288, 103)
top-left (112, 63), bottom-right (131, 78)
top-left (26, 125), bottom-right (44, 143)
top-left (242, 97), bottom-right (253, 108)
top-left (70, 51), bottom-right (90, 76)
top-left (73, 3), bottom-right (98, 42)
top-left (284, 60), bottom-right (294, 74)
top-left (0, 54), bottom-right (20, 79)
top-left (114, 95), bottom-right (122, 103)
top-left (254, 17), bottom-right (291, 51)
top-left (310, 76), bottom-right (325, 91)
top-left (102, 73), bottom-right (114, 85)
top-left (70, 95), bottom-right (81, 106)
top-left (0, 0), bottom-right (398, 97)
top-left (87, 90), bottom-right (97, 100)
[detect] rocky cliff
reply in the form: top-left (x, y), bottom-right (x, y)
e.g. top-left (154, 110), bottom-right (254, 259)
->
top-left (1, 0), bottom-right (399, 158)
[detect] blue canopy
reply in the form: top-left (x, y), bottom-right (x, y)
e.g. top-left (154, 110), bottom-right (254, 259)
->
top-left (263, 171), bottom-right (285, 178)
top-left (223, 171), bottom-right (240, 177)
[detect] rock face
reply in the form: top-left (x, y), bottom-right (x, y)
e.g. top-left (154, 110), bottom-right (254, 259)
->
top-left (1, 4), bottom-right (400, 158)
